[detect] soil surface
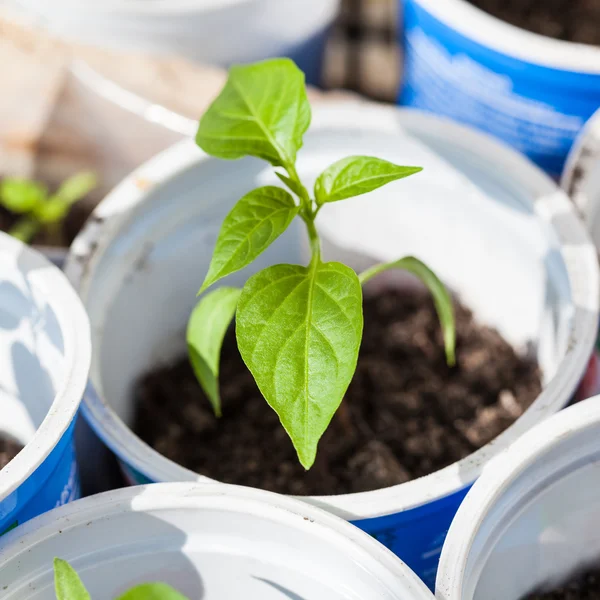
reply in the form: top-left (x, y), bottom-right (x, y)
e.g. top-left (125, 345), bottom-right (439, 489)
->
top-left (0, 436), bottom-right (24, 470)
top-left (0, 201), bottom-right (91, 248)
top-left (466, 0), bottom-right (600, 45)
top-left (524, 567), bottom-right (600, 599)
top-left (133, 289), bottom-right (542, 495)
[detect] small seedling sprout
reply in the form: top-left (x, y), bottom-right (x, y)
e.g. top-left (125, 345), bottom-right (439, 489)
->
top-left (0, 171), bottom-right (97, 244)
top-left (188, 58), bottom-right (456, 469)
top-left (53, 558), bottom-right (187, 600)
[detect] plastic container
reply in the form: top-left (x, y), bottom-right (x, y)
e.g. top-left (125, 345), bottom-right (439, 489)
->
top-left (0, 482), bottom-right (434, 600)
top-left (8, 0), bottom-right (339, 86)
top-left (436, 395), bottom-right (600, 600)
top-left (64, 102), bottom-right (599, 590)
top-left (399, 0), bottom-right (600, 178)
top-left (0, 232), bottom-right (91, 536)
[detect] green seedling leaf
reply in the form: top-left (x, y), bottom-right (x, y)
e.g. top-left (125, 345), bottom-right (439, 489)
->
top-left (9, 217), bottom-right (41, 244)
top-left (196, 58), bottom-right (310, 168)
top-left (314, 156), bottom-right (422, 205)
top-left (116, 583), bottom-right (189, 600)
top-left (34, 197), bottom-right (70, 224)
top-left (0, 178), bottom-right (47, 214)
top-left (54, 171), bottom-right (97, 205)
top-left (200, 186), bottom-right (298, 293)
top-left (236, 261), bottom-right (363, 469)
top-left (359, 256), bottom-right (456, 366)
top-left (188, 287), bottom-right (241, 417)
top-left (54, 558), bottom-right (91, 600)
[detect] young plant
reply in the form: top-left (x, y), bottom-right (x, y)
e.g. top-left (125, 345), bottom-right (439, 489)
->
top-left (53, 558), bottom-right (187, 600)
top-left (0, 171), bottom-right (97, 244)
top-left (188, 58), bottom-right (456, 469)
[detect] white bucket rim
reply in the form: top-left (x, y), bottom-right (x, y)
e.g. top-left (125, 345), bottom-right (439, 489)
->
top-left (11, 0), bottom-right (316, 17)
top-left (0, 481), bottom-right (434, 600)
top-left (410, 0), bottom-right (600, 74)
top-left (561, 108), bottom-right (600, 219)
top-left (435, 395), bottom-right (600, 600)
top-left (0, 234), bottom-right (91, 502)
top-left (65, 101), bottom-right (599, 520)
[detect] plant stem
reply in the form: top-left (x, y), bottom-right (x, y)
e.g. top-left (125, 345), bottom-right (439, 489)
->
top-left (304, 215), bottom-right (321, 265)
top-left (286, 163), bottom-right (311, 209)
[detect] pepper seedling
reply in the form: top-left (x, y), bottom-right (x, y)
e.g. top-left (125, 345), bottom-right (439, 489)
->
top-left (53, 558), bottom-right (187, 600)
top-left (188, 58), bottom-right (456, 469)
top-left (0, 171), bottom-right (97, 244)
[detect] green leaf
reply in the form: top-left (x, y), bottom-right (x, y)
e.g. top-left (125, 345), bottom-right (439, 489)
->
top-left (0, 178), bottom-right (47, 214)
top-left (199, 186), bottom-right (298, 294)
top-left (196, 58), bottom-right (310, 168)
top-left (54, 171), bottom-right (97, 205)
top-left (8, 217), bottom-right (41, 243)
top-left (116, 583), bottom-right (188, 600)
top-left (34, 197), bottom-right (70, 224)
top-left (54, 558), bottom-right (91, 600)
top-left (187, 287), bottom-right (241, 417)
top-left (314, 156), bottom-right (422, 205)
top-left (359, 256), bottom-right (456, 366)
top-left (236, 261), bottom-right (363, 469)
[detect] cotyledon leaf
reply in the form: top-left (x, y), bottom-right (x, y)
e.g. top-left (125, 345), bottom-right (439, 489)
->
top-left (359, 256), bottom-right (456, 366)
top-left (53, 559), bottom-right (91, 600)
top-left (196, 58), bottom-right (311, 168)
top-left (187, 286), bottom-right (241, 417)
top-left (116, 583), bottom-right (189, 600)
top-left (236, 261), bottom-right (363, 469)
top-left (199, 186), bottom-right (298, 294)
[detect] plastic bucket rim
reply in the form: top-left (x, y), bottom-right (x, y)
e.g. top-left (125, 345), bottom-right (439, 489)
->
top-left (408, 0), bottom-right (600, 74)
top-left (435, 395), bottom-right (600, 600)
top-left (12, 0), bottom-right (335, 18)
top-left (0, 233), bottom-right (91, 503)
top-left (561, 107), bottom-right (600, 215)
top-left (65, 101), bottom-right (599, 520)
top-left (0, 481), bottom-right (434, 600)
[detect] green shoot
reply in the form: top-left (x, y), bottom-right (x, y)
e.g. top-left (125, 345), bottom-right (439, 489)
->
top-left (53, 558), bottom-right (187, 600)
top-left (0, 171), bottom-right (97, 244)
top-left (188, 58), bottom-right (456, 469)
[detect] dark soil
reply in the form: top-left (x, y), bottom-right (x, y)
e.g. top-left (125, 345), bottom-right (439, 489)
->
top-left (133, 289), bottom-right (542, 495)
top-left (0, 201), bottom-right (90, 248)
top-left (524, 567), bottom-right (600, 599)
top-left (466, 0), bottom-right (600, 45)
top-left (0, 436), bottom-right (23, 470)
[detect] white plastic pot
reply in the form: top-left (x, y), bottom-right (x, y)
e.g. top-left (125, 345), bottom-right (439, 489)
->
top-left (0, 232), bottom-right (91, 536)
top-left (8, 0), bottom-right (339, 86)
top-left (65, 102), bottom-right (599, 589)
top-left (0, 482), bottom-right (434, 600)
top-left (399, 0), bottom-right (600, 178)
top-left (436, 395), bottom-right (600, 600)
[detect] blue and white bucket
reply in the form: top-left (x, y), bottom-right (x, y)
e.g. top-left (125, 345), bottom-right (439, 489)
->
top-left (0, 482), bottom-right (434, 600)
top-left (436, 395), bottom-right (600, 599)
top-left (399, 0), bottom-right (600, 179)
top-left (65, 102), bottom-right (598, 590)
top-left (0, 233), bottom-right (91, 537)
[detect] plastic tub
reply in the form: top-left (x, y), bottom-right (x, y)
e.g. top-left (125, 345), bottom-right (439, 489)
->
top-left (8, 0), bottom-right (339, 86)
top-left (64, 102), bottom-right (599, 589)
top-left (0, 482), bottom-right (434, 600)
top-left (436, 395), bottom-right (600, 600)
top-left (399, 0), bottom-right (600, 178)
top-left (0, 232), bottom-right (91, 536)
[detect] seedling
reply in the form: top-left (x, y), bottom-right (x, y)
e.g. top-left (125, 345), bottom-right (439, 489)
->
top-left (0, 171), bottom-right (97, 244)
top-left (188, 58), bottom-right (456, 469)
top-left (53, 558), bottom-right (187, 600)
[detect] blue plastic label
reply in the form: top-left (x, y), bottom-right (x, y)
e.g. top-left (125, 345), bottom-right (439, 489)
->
top-left (399, 0), bottom-right (600, 178)
top-left (0, 416), bottom-right (81, 536)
